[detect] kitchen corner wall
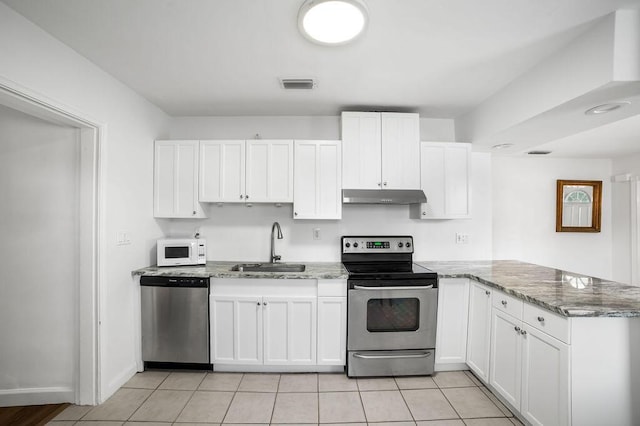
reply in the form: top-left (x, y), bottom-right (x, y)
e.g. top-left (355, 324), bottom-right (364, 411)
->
top-left (492, 156), bottom-right (613, 280)
top-left (164, 116), bottom-right (493, 262)
top-left (612, 153), bottom-right (640, 285)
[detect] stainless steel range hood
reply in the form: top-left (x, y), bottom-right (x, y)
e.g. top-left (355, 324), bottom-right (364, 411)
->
top-left (342, 189), bottom-right (427, 204)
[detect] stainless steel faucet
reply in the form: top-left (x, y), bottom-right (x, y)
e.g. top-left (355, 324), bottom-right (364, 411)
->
top-left (270, 222), bottom-right (283, 263)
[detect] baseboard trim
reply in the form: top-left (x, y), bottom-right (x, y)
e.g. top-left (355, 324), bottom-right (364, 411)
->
top-left (213, 364), bottom-right (345, 373)
top-left (102, 364), bottom-right (138, 404)
top-left (0, 387), bottom-right (74, 407)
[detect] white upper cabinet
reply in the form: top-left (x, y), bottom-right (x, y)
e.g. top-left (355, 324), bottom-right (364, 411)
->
top-left (341, 112), bottom-right (420, 190)
top-left (418, 142), bottom-right (471, 219)
top-left (199, 140), bottom-right (293, 203)
top-left (293, 140), bottom-right (342, 220)
top-left (245, 140), bottom-right (294, 203)
top-left (154, 140), bottom-right (206, 218)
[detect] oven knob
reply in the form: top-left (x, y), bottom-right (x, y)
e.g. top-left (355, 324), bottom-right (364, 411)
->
top-left (406, 242), bottom-right (411, 248)
top-left (353, 242), bottom-right (359, 248)
top-left (398, 242), bottom-right (404, 248)
top-left (345, 242), bottom-right (351, 248)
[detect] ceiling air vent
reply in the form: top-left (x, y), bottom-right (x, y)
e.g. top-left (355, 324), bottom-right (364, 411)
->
top-left (527, 150), bottom-right (552, 155)
top-left (280, 78), bottom-right (317, 90)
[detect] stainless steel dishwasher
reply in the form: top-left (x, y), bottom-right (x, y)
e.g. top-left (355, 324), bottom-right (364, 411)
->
top-left (140, 275), bottom-right (210, 367)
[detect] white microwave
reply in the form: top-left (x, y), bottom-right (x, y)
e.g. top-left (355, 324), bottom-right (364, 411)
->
top-left (157, 238), bottom-right (207, 266)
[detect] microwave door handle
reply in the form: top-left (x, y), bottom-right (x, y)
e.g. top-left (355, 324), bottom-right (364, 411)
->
top-left (353, 285), bottom-right (434, 291)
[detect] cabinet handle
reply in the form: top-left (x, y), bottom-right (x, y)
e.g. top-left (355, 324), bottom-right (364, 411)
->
top-left (514, 326), bottom-right (521, 333)
top-left (521, 330), bottom-right (527, 336)
top-left (501, 300), bottom-right (507, 306)
top-left (537, 316), bottom-right (545, 322)
top-left (485, 290), bottom-right (491, 296)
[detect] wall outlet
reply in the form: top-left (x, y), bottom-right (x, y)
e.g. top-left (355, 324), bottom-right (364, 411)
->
top-left (313, 228), bottom-right (321, 240)
top-left (116, 230), bottom-right (131, 245)
top-left (456, 232), bottom-right (469, 244)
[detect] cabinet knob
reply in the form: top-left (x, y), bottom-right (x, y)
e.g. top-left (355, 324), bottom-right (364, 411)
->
top-left (377, 182), bottom-right (381, 187)
top-left (422, 211), bottom-right (426, 216)
top-left (501, 300), bottom-right (507, 306)
top-left (514, 326), bottom-right (521, 333)
top-left (485, 290), bottom-right (491, 296)
top-left (263, 302), bottom-right (267, 306)
top-left (521, 330), bottom-right (527, 336)
top-left (537, 316), bottom-right (545, 322)
top-left (294, 212), bottom-right (298, 216)
top-left (245, 195), bottom-right (249, 199)
top-left (240, 194), bottom-right (244, 199)
top-left (257, 302), bottom-right (261, 306)
top-left (192, 211), bottom-right (196, 215)
top-left (383, 182), bottom-right (387, 186)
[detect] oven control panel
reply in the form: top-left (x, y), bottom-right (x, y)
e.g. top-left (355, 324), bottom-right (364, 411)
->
top-left (342, 236), bottom-right (413, 253)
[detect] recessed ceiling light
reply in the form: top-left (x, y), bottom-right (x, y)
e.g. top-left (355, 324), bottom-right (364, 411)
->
top-left (298, 0), bottom-right (369, 46)
top-left (584, 101), bottom-right (631, 115)
top-left (491, 143), bottom-right (514, 150)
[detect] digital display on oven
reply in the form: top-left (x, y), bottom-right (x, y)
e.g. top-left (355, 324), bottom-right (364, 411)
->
top-left (366, 241), bottom-right (390, 249)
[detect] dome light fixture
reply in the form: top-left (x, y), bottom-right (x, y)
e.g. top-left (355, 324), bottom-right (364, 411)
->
top-left (298, 0), bottom-right (369, 46)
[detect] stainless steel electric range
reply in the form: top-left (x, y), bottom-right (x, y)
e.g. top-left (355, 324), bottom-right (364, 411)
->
top-left (342, 235), bottom-right (439, 377)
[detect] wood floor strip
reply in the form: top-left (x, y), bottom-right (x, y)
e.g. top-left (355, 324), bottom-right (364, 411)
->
top-left (0, 403), bottom-right (69, 426)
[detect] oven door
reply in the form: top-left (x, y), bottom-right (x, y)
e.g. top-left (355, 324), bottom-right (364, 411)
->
top-left (347, 281), bottom-right (438, 351)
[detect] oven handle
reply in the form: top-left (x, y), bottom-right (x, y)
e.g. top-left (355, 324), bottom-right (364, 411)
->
top-left (353, 285), bottom-right (434, 291)
top-left (353, 351), bottom-right (432, 360)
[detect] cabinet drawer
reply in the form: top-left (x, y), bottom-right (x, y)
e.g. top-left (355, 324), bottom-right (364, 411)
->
top-left (523, 303), bottom-right (570, 344)
top-left (492, 291), bottom-right (523, 319)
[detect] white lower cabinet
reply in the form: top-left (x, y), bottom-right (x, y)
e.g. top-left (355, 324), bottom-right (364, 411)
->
top-left (466, 280), bottom-right (492, 382)
top-left (317, 297), bottom-right (347, 365)
top-left (435, 278), bottom-right (469, 369)
top-left (489, 289), bottom-right (570, 426)
top-left (210, 279), bottom-right (317, 366)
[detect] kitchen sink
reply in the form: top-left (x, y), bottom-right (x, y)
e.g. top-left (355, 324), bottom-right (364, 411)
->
top-left (231, 263), bottom-right (306, 273)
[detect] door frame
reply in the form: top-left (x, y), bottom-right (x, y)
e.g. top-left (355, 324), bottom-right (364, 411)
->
top-left (0, 77), bottom-right (104, 405)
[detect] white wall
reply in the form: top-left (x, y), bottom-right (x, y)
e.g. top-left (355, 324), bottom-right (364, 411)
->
top-left (492, 156), bottom-right (613, 279)
top-left (163, 116), bottom-right (491, 262)
top-left (612, 153), bottom-right (640, 284)
top-left (0, 3), bottom-right (169, 401)
top-left (0, 105), bottom-right (78, 403)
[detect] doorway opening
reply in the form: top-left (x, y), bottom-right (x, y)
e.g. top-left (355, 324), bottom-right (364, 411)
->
top-left (0, 81), bottom-right (102, 406)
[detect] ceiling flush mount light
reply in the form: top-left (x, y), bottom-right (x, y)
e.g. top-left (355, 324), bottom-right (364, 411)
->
top-left (584, 101), bottom-right (631, 115)
top-left (298, 0), bottom-right (369, 45)
top-left (527, 150), bottom-right (552, 155)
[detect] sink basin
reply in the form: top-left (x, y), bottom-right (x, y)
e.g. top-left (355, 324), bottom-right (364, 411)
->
top-left (231, 263), bottom-right (306, 273)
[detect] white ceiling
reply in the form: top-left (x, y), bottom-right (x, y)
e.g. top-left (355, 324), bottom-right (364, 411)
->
top-left (3, 0), bottom-right (640, 158)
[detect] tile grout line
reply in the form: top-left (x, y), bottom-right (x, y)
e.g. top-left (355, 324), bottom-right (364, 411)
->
top-left (171, 371), bottom-right (207, 423)
top-left (220, 372), bottom-right (243, 424)
top-left (395, 377), bottom-right (418, 425)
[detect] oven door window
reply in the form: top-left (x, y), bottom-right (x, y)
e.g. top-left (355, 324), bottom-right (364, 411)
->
top-left (165, 246), bottom-right (189, 259)
top-left (366, 298), bottom-right (420, 332)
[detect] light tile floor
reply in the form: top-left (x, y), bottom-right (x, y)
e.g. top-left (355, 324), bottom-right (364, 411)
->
top-left (48, 370), bottom-right (525, 426)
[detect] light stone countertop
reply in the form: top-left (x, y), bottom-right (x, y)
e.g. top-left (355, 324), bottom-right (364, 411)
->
top-left (132, 261), bottom-right (348, 280)
top-left (417, 260), bottom-right (640, 318)
top-left (132, 259), bottom-right (640, 318)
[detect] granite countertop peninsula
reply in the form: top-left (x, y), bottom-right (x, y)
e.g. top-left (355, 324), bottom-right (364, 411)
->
top-left (132, 261), bottom-right (348, 280)
top-left (417, 260), bottom-right (640, 318)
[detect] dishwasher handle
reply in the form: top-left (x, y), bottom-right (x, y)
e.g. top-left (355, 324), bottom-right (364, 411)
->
top-left (140, 275), bottom-right (209, 288)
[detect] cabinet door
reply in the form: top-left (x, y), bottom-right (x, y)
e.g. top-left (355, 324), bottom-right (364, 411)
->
top-left (419, 142), bottom-right (471, 219)
top-left (245, 140), bottom-right (293, 203)
top-left (490, 309), bottom-right (522, 409)
top-left (211, 296), bottom-right (262, 364)
top-left (380, 113), bottom-right (420, 189)
top-left (341, 112), bottom-right (381, 189)
top-left (466, 281), bottom-right (493, 383)
top-left (521, 325), bottom-right (570, 426)
top-left (435, 278), bottom-right (469, 368)
top-left (154, 140), bottom-right (205, 218)
top-left (263, 297), bottom-right (317, 365)
top-left (199, 140), bottom-right (245, 202)
top-left (293, 140), bottom-right (342, 219)
top-left (317, 297), bottom-right (347, 365)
